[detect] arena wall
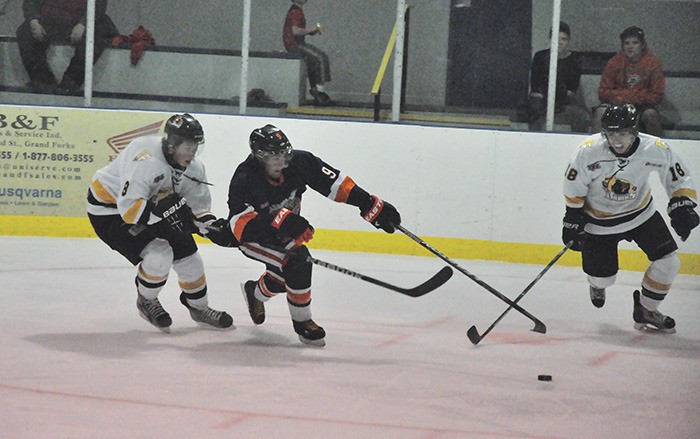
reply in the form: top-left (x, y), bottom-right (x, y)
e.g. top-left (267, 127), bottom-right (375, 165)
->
top-left (0, 105), bottom-right (698, 274)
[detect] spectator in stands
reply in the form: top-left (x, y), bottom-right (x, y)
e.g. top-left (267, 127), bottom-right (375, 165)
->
top-left (592, 26), bottom-right (665, 136)
top-left (283, 0), bottom-right (332, 106)
top-left (528, 21), bottom-right (590, 133)
top-left (16, 0), bottom-right (117, 91)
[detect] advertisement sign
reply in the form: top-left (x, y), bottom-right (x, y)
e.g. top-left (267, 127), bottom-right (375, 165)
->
top-left (0, 107), bottom-right (166, 217)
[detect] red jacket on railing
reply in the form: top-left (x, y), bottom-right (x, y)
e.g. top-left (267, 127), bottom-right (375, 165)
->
top-left (111, 25), bottom-right (155, 66)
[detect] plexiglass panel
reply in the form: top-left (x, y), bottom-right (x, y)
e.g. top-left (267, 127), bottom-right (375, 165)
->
top-left (0, 0), bottom-right (697, 139)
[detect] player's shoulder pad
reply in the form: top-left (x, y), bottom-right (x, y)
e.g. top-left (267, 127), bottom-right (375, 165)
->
top-left (653, 138), bottom-right (670, 150)
top-left (577, 134), bottom-right (600, 150)
top-left (127, 136), bottom-right (162, 163)
top-left (638, 133), bottom-right (671, 153)
top-left (287, 149), bottom-right (319, 170)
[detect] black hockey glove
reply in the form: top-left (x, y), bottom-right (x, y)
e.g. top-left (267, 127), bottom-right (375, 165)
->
top-left (272, 208), bottom-right (314, 246)
top-left (150, 193), bottom-right (195, 235)
top-left (667, 197), bottom-right (699, 242)
top-left (562, 206), bottom-right (587, 251)
top-left (201, 217), bottom-right (239, 247)
top-left (361, 195), bottom-right (401, 233)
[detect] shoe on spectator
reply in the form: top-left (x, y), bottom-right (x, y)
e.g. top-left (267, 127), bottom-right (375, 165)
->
top-left (316, 91), bottom-right (333, 106)
top-left (309, 87), bottom-right (321, 105)
top-left (58, 76), bottom-right (81, 92)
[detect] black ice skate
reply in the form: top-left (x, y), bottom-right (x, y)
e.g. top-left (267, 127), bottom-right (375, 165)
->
top-left (179, 293), bottom-right (234, 330)
top-left (633, 290), bottom-right (676, 334)
top-left (589, 286), bottom-right (606, 308)
top-left (137, 293), bottom-right (172, 333)
top-left (293, 319), bottom-right (326, 347)
top-left (241, 281), bottom-right (265, 325)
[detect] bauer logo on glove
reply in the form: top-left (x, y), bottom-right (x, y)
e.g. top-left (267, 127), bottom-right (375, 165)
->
top-left (149, 192), bottom-right (195, 235)
top-left (161, 197), bottom-right (188, 219)
top-left (667, 196), bottom-right (699, 242)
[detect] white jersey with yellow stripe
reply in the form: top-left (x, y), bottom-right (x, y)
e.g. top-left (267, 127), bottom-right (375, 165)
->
top-left (563, 133), bottom-right (696, 235)
top-left (87, 136), bottom-right (213, 224)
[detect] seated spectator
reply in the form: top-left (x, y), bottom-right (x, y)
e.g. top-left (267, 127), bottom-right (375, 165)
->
top-left (592, 26), bottom-right (665, 136)
top-left (16, 0), bottom-right (117, 91)
top-left (528, 21), bottom-right (590, 133)
top-left (283, 0), bottom-right (332, 106)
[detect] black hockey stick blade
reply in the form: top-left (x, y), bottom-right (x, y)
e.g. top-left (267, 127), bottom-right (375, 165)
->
top-left (395, 224), bottom-right (546, 333)
top-left (466, 319), bottom-right (546, 344)
top-left (352, 264), bottom-right (454, 297)
top-left (466, 242), bottom-right (571, 345)
top-left (269, 245), bottom-right (453, 297)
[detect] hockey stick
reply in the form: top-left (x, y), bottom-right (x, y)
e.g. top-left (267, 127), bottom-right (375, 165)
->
top-left (268, 245), bottom-right (454, 298)
top-left (466, 242), bottom-right (572, 345)
top-left (395, 224), bottom-right (546, 333)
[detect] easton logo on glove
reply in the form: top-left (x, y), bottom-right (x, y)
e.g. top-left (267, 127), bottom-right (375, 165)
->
top-left (362, 197), bottom-right (384, 223)
top-left (272, 208), bottom-right (293, 229)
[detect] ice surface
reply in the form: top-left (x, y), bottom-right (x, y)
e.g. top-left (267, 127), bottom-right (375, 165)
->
top-left (1, 237), bottom-right (698, 438)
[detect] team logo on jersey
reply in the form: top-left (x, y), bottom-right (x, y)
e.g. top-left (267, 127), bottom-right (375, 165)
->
top-left (626, 74), bottom-right (641, 88)
top-left (106, 120), bottom-right (163, 155)
top-left (602, 175), bottom-right (637, 200)
top-left (654, 139), bottom-right (669, 149)
top-left (587, 162), bottom-right (601, 171)
top-left (134, 151), bottom-right (151, 161)
top-left (587, 159), bottom-right (617, 171)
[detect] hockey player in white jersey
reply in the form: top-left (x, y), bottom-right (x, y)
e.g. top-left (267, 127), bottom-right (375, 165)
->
top-left (562, 104), bottom-right (698, 333)
top-left (87, 113), bottom-right (233, 332)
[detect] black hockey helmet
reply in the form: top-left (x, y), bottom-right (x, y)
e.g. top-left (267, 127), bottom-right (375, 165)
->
top-left (164, 113), bottom-right (204, 147)
top-left (601, 104), bottom-right (639, 132)
top-left (249, 124), bottom-right (292, 161)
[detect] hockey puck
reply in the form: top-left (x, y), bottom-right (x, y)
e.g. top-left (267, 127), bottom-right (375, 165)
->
top-left (538, 374), bottom-right (553, 382)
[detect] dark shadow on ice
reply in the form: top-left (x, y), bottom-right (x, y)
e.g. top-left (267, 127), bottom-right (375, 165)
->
top-left (590, 323), bottom-right (700, 358)
top-left (23, 327), bottom-right (393, 368)
top-left (24, 330), bottom-right (178, 358)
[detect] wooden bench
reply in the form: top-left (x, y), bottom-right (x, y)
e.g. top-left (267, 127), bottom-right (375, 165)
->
top-left (0, 36), bottom-right (306, 108)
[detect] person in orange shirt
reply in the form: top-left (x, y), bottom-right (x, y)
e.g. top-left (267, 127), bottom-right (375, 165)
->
top-left (592, 26), bottom-right (665, 136)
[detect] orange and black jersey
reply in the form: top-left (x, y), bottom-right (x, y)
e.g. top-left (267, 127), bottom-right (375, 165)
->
top-left (227, 149), bottom-right (372, 244)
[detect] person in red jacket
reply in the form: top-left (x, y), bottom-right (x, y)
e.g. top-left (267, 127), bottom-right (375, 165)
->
top-left (592, 26), bottom-right (665, 136)
top-left (283, 0), bottom-right (332, 106)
